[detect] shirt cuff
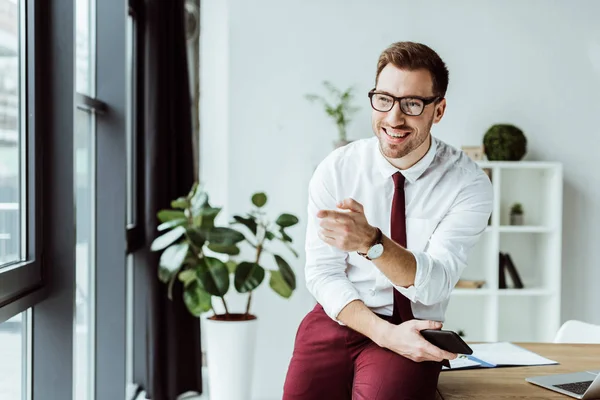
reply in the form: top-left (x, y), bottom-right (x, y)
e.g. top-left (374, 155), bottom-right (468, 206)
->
top-left (392, 250), bottom-right (433, 303)
top-left (322, 289), bottom-right (362, 326)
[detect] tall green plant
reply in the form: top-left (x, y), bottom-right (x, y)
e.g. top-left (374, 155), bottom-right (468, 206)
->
top-left (305, 81), bottom-right (360, 142)
top-left (151, 183), bottom-right (299, 319)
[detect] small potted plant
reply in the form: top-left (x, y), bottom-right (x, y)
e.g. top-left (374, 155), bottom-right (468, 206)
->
top-left (510, 203), bottom-right (524, 225)
top-left (305, 81), bottom-right (360, 149)
top-left (482, 124), bottom-right (527, 161)
top-left (151, 183), bottom-right (299, 400)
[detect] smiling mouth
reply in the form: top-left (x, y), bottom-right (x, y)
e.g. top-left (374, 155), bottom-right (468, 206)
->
top-left (383, 127), bottom-right (411, 139)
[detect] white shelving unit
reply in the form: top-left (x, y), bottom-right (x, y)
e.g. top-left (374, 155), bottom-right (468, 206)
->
top-left (443, 161), bottom-right (563, 343)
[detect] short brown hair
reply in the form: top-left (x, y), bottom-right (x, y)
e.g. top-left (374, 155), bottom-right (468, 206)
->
top-left (376, 42), bottom-right (449, 98)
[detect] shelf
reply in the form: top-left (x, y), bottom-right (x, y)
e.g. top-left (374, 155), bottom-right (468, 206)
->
top-left (455, 161), bottom-right (562, 342)
top-left (497, 289), bottom-right (553, 296)
top-left (453, 289), bottom-right (554, 296)
top-left (498, 226), bottom-right (553, 233)
top-left (477, 161), bottom-right (561, 169)
top-left (452, 289), bottom-right (492, 296)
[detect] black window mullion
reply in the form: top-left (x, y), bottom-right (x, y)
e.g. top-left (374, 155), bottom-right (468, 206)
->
top-left (31, 0), bottom-right (76, 399)
top-left (95, 0), bottom-right (128, 398)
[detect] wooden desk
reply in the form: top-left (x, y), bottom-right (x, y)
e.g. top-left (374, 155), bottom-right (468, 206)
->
top-left (436, 343), bottom-right (600, 399)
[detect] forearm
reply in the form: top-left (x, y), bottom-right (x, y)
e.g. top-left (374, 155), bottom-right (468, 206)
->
top-left (366, 232), bottom-right (417, 288)
top-left (336, 299), bottom-right (393, 346)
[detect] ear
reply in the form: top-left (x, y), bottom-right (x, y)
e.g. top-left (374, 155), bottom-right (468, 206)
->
top-left (433, 98), bottom-right (446, 124)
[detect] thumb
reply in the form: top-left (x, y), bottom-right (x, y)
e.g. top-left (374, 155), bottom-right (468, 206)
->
top-left (413, 320), bottom-right (443, 331)
top-left (337, 198), bottom-right (364, 213)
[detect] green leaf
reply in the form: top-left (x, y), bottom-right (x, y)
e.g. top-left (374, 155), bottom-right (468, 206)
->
top-left (151, 226), bottom-right (186, 251)
top-left (171, 197), bottom-right (190, 209)
top-left (185, 228), bottom-right (206, 249)
top-left (178, 269), bottom-right (197, 287)
top-left (183, 281), bottom-right (212, 316)
top-left (234, 262), bottom-right (265, 293)
top-left (158, 266), bottom-right (172, 283)
top-left (196, 206), bottom-right (221, 229)
top-left (226, 260), bottom-right (238, 274)
top-left (323, 80), bottom-right (341, 96)
top-left (232, 215), bottom-right (258, 235)
top-left (207, 243), bottom-right (240, 255)
top-left (305, 94), bottom-right (320, 102)
top-left (206, 227), bottom-right (245, 245)
top-left (269, 271), bottom-right (293, 298)
top-left (157, 210), bottom-right (185, 223)
top-left (265, 231), bottom-right (275, 241)
top-left (280, 227), bottom-right (293, 243)
top-left (190, 187), bottom-right (209, 216)
top-left (275, 213), bottom-right (299, 228)
top-left (251, 192), bottom-right (267, 208)
top-left (158, 243), bottom-right (189, 282)
top-left (277, 238), bottom-right (299, 258)
top-left (196, 257), bottom-right (230, 296)
top-left (157, 218), bottom-right (187, 231)
top-left (274, 254), bottom-right (296, 290)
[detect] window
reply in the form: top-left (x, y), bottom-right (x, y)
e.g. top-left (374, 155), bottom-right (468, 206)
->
top-left (0, 0), bottom-right (44, 320)
top-left (0, 0), bottom-right (22, 268)
top-left (0, 312), bottom-right (29, 400)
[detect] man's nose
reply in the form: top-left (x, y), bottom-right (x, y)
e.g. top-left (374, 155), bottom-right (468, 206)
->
top-left (384, 101), bottom-right (406, 126)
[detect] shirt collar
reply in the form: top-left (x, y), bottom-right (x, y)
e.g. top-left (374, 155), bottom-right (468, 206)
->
top-left (373, 136), bottom-right (438, 184)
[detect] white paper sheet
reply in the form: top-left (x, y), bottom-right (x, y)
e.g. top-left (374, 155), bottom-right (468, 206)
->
top-left (469, 342), bottom-right (558, 366)
top-left (444, 342), bottom-right (558, 370)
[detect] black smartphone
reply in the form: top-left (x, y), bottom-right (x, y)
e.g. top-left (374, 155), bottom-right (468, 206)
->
top-left (420, 329), bottom-right (473, 355)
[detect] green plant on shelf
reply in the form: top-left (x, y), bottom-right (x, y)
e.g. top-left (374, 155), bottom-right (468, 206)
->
top-left (305, 81), bottom-right (360, 145)
top-left (510, 203), bottom-right (523, 215)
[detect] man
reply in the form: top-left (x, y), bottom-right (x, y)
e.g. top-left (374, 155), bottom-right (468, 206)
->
top-left (283, 42), bottom-right (493, 399)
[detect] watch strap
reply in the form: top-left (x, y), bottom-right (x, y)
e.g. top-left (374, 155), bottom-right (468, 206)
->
top-left (357, 227), bottom-right (382, 260)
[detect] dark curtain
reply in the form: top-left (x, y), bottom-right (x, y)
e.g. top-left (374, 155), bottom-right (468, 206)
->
top-left (140, 0), bottom-right (202, 398)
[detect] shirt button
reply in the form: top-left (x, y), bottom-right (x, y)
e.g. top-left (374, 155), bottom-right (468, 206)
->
top-left (369, 288), bottom-right (376, 296)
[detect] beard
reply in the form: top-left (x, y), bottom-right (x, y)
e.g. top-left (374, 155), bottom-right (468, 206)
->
top-left (376, 116), bottom-right (434, 159)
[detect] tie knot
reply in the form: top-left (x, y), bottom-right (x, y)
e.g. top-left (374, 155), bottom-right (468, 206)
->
top-left (392, 172), bottom-right (405, 189)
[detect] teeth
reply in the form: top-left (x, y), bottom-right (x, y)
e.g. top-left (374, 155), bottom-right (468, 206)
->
top-left (386, 130), bottom-right (408, 138)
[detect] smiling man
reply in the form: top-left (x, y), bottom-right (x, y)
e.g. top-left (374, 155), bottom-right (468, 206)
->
top-left (282, 42), bottom-right (493, 400)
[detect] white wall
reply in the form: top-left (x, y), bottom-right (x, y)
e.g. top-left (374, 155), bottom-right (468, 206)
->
top-left (200, 1), bottom-right (600, 398)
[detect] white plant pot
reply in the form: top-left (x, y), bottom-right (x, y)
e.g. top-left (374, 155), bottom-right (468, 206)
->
top-left (204, 315), bottom-right (258, 400)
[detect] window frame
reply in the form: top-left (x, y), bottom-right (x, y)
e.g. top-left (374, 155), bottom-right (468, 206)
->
top-left (0, 0), bottom-right (47, 325)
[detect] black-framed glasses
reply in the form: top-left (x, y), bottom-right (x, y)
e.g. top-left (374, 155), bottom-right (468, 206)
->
top-left (368, 89), bottom-right (440, 116)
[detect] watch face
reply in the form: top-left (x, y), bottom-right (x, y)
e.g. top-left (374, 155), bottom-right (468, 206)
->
top-left (367, 243), bottom-right (384, 260)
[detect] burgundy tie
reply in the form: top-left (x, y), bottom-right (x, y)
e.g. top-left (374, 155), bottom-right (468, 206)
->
top-left (390, 172), bottom-right (415, 325)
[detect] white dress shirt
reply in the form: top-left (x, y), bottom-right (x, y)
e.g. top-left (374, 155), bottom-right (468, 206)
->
top-left (304, 136), bottom-right (493, 323)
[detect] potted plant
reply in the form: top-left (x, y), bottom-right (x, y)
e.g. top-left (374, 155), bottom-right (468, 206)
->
top-left (510, 203), bottom-right (524, 225)
top-left (150, 183), bottom-right (299, 400)
top-left (482, 124), bottom-right (527, 161)
top-left (305, 81), bottom-right (360, 149)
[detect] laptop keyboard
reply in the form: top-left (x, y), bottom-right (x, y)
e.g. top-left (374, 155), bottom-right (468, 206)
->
top-left (553, 380), bottom-right (593, 395)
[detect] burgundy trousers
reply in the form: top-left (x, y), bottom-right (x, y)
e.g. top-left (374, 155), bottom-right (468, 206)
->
top-left (283, 304), bottom-right (442, 400)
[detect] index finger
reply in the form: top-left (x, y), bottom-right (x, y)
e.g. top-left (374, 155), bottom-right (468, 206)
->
top-left (316, 210), bottom-right (349, 220)
top-left (416, 335), bottom-right (457, 361)
top-left (424, 339), bottom-right (457, 361)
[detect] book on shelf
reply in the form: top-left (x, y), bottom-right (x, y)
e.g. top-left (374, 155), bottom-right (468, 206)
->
top-left (455, 280), bottom-right (486, 289)
top-left (503, 252), bottom-right (524, 288)
top-left (499, 252), bottom-right (507, 289)
top-left (499, 252), bottom-right (524, 289)
top-left (443, 342), bottom-right (558, 370)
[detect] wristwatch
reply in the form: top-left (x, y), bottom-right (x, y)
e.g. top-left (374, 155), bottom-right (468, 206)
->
top-left (357, 227), bottom-right (384, 260)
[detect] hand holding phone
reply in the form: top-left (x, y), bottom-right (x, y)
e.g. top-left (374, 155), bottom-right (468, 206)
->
top-left (420, 329), bottom-right (473, 355)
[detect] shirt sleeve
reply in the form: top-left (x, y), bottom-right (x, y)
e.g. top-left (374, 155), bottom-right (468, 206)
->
top-left (304, 163), bottom-right (362, 324)
top-left (393, 171), bottom-right (494, 306)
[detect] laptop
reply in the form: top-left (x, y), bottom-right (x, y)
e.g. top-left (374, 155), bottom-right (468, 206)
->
top-left (526, 370), bottom-right (600, 399)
